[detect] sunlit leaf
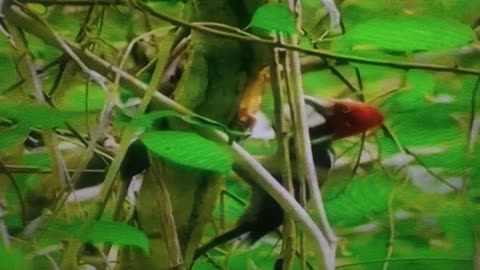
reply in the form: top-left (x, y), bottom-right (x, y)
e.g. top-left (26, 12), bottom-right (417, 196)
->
top-left (336, 16), bottom-right (474, 53)
top-left (325, 172), bottom-right (393, 226)
top-left (61, 221), bottom-right (150, 253)
top-left (0, 101), bottom-right (82, 129)
top-left (249, 3), bottom-right (297, 35)
top-left (87, 221), bottom-right (150, 253)
top-left (0, 245), bottom-right (31, 270)
top-left (142, 131), bottom-right (232, 174)
top-left (386, 105), bottom-right (461, 147)
top-left (59, 85), bottom-right (106, 112)
top-left (0, 125), bottom-right (30, 151)
top-left (439, 206), bottom-right (476, 254)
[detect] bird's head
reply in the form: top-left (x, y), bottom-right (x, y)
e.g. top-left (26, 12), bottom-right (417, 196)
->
top-left (304, 96), bottom-right (384, 141)
top-left (326, 99), bottom-right (384, 139)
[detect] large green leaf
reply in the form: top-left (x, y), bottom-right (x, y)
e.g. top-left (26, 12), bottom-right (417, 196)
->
top-left (0, 125), bottom-right (30, 151)
top-left (60, 221), bottom-right (150, 253)
top-left (345, 226), bottom-right (472, 270)
top-left (193, 242), bottom-right (279, 270)
top-left (336, 16), bottom-right (474, 53)
top-left (249, 3), bottom-right (297, 36)
top-left (0, 44), bottom-right (18, 92)
top-left (0, 100), bottom-right (82, 129)
top-left (386, 105), bottom-right (461, 147)
top-left (0, 101), bottom-right (85, 151)
top-left (58, 84), bottom-right (106, 112)
top-left (325, 172), bottom-right (393, 227)
top-left (438, 205), bottom-right (476, 255)
top-left (0, 245), bottom-right (31, 270)
top-left (86, 221), bottom-right (150, 253)
top-left (130, 111), bottom-right (247, 142)
top-left (142, 131), bottom-right (232, 174)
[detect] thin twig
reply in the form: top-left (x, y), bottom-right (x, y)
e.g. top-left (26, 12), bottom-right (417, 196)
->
top-left (231, 142), bottom-right (332, 270)
top-left (337, 257), bottom-right (472, 269)
top-left (13, 2), bottom-right (108, 88)
top-left (114, 25), bottom-right (174, 86)
top-left (0, 161), bottom-right (26, 225)
top-left (282, 32), bottom-right (337, 269)
top-left (192, 21), bottom-right (261, 40)
top-left (381, 175), bottom-right (409, 270)
top-left (7, 3), bottom-right (112, 220)
top-left (468, 76), bottom-right (480, 153)
top-left (134, 2), bottom-right (480, 76)
top-left (0, 204), bottom-right (10, 249)
top-left (11, 0), bottom-right (480, 76)
top-left (17, 0), bottom-right (128, 5)
top-left (44, 254), bottom-right (61, 270)
top-left (351, 133), bottom-right (366, 176)
top-left (381, 125), bottom-right (459, 191)
top-left (150, 158), bottom-right (184, 268)
top-left (474, 237), bottom-right (480, 270)
top-left (60, 15), bottom-right (183, 269)
top-left (51, 96), bottom-right (116, 216)
top-left (270, 41), bottom-right (296, 270)
top-left (221, 188), bottom-right (247, 206)
top-left (280, 31), bottom-right (310, 270)
top-left (403, 148), bottom-right (459, 191)
top-left (6, 17), bottom-right (74, 217)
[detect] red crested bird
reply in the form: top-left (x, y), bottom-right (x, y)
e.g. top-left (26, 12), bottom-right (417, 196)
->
top-left (193, 96), bottom-right (384, 262)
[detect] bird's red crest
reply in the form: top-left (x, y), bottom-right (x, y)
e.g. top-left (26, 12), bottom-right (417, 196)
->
top-left (328, 100), bottom-right (384, 139)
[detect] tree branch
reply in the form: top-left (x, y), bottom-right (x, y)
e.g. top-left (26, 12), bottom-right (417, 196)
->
top-left (134, 2), bottom-right (480, 76)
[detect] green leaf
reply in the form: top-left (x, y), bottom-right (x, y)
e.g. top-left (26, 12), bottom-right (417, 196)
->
top-left (86, 221), bottom-right (150, 253)
top-left (387, 105), bottom-right (461, 147)
top-left (130, 110), bottom-right (180, 130)
top-left (0, 53), bottom-right (18, 93)
top-left (181, 115), bottom-right (248, 142)
top-left (406, 70), bottom-right (435, 93)
top-left (61, 221), bottom-right (150, 253)
top-left (325, 172), bottom-right (393, 226)
top-left (211, 175), bottom-right (250, 227)
top-left (0, 100), bottom-right (82, 129)
top-left (142, 131), bottom-right (232, 174)
top-left (376, 129), bottom-right (401, 157)
top-left (337, 16), bottom-right (474, 53)
top-left (0, 125), bottom-right (30, 151)
top-left (439, 206), bottom-right (475, 254)
top-left (0, 245), bottom-right (31, 270)
top-left (249, 3), bottom-right (297, 35)
top-left (58, 85), bottom-right (106, 112)
top-left (131, 111), bottom-right (248, 143)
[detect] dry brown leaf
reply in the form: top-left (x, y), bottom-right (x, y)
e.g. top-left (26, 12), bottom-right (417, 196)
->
top-left (237, 66), bottom-right (270, 129)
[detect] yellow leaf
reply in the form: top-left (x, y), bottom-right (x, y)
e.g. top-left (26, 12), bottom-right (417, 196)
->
top-left (238, 66), bottom-right (270, 128)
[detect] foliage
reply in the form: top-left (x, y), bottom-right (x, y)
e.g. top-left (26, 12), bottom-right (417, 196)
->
top-left (0, 0), bottom-right (479, 269)
top-left (0, 245), bottom-right (32, 270)
top-left (143, 131), bottom-right (232, 174)
top-left (60, 220), bottom-right (150, 253)
top-left (249, 3), bottom-right (297, 36)
top-left (334, 16), bottom-right (474, 53)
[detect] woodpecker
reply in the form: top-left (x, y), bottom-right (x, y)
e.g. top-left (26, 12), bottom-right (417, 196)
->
top-left (193, 96), bottom-right (384, 261)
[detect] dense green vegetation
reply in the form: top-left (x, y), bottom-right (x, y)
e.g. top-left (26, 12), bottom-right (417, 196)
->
top-left (0, 0), bottom-right (479, 269)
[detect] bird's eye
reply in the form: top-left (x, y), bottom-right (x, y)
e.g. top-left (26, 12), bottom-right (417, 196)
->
top-left (336, 103), bottom-right (350, 114)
